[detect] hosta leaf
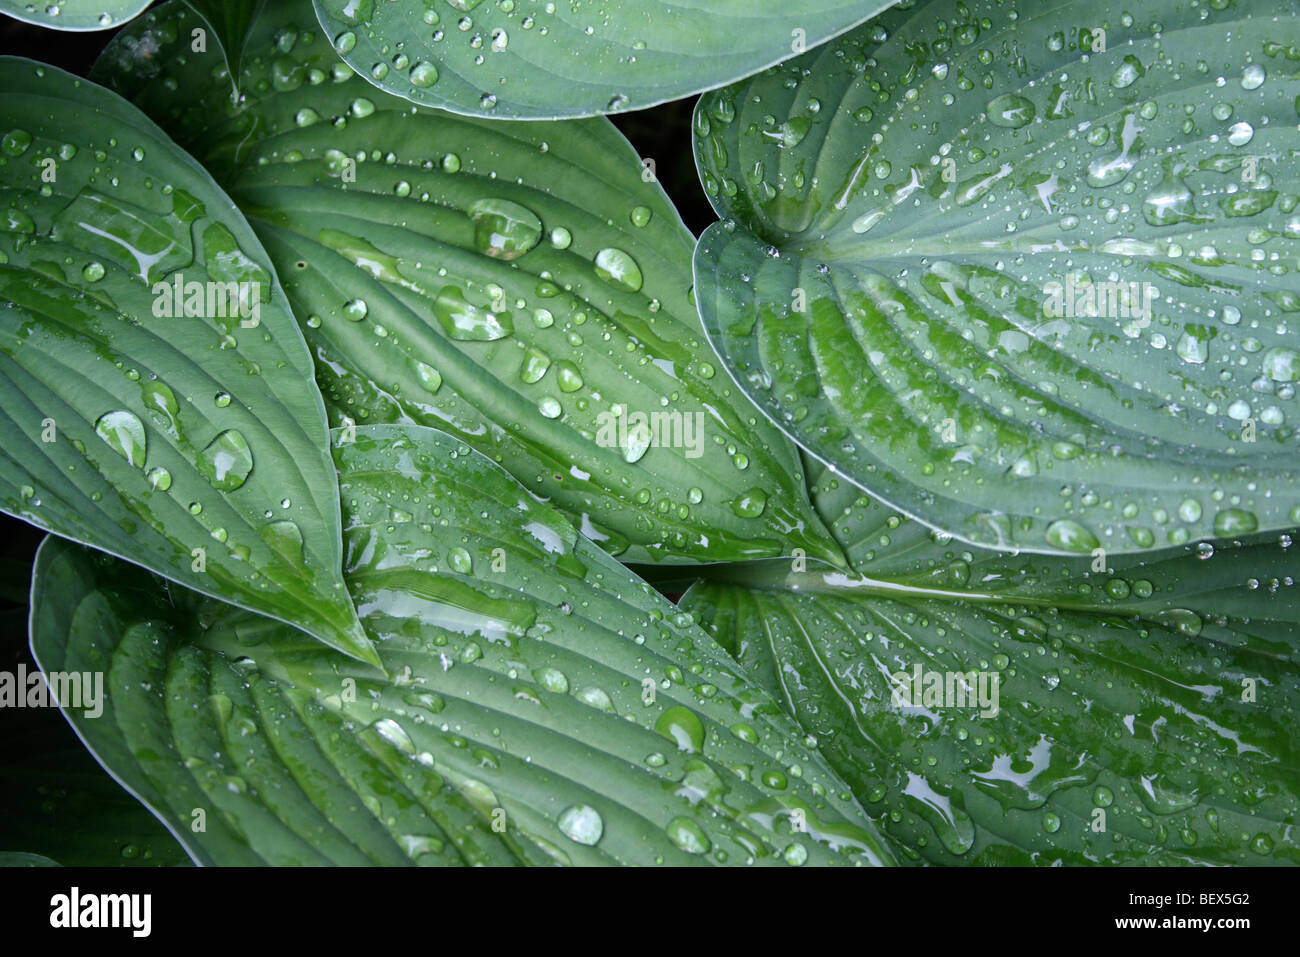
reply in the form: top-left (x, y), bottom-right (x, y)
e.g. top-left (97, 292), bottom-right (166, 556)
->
top-left (29, 424), bottom-right (896, 866)
top-left (693, 0), bottom-right (1300, 556)
top-left (681, 467), bottom-right (1300, 864)
top-left (185, 0), bottom-right (268, 88)
top-left (0, 852), bottom-right (59, 866)
top-left (312, 0), bottom-right (899, 120)
top-left (91, 0), bottom-right (842, 567)
top-left (0, 602), bottom-right (188, 867)
top-left (0, 58), bottom-right (374, 665)
top-left (0, 0), bottom-right (147, 31)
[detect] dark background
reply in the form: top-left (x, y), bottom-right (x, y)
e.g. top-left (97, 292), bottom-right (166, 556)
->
top-left (0, 3), bottom-right (715, 865)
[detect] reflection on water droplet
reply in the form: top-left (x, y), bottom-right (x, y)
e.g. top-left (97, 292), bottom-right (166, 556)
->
top-left (594, 247), bottom-right (644, 292)
top-left (448, 546), bottom-right (473, 573)
top-left (262, 519), bottom-right (304, 562)
top-left (555, 360), bottom-right (583, 392)
top-left (468, 198), bottom-right (542, 260)
top-left (2, 129), bottom-right (32, 156)
top-left (409, 61), bottom-right (439, 87)
top-left (557, 804), bottom-right (603, 845)
top-left (145, 466), bottom-right (171, 491)
top-left (412, 360), bottom-right (442, 392)
top-left (1214, 508), bottom-right (1257, 536)
top-left (1044, 518), bottom-right (1099, 553)
top-left (985, 93), bottom-right (1035, 128)
top-left (655, 705), bottom-right (705, 753)
top-left (1111, 54), bottom-right (1145, 88)
top-left (665, 816), bottom-right (710, 854)
top-left (198, 430), bottom-right (253, 491)
top-left (731, 488), bottom-right (767, 518)
top-left (94, 410), bottom-right (146, 468)
top-left (1241, 63), bottom-right (1266, 90)
top-left (536, 667), bottom-right (569, 694)
top-left (520, 348), bottom-right (551, 384)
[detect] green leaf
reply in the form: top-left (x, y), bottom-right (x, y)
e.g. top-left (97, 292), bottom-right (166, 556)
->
top-left (184, 0), bottom-right (268, 90)
top-left (0, 599), bottom-right (188, 867)
top-left (91, 0), bottom-right (842, 567)
top-left (0, 618), bottom-right (191, 865)
top-left (0, 0), bottom-right (148, 31)
top-left (0, 852), bottom-right (60, 866)
top-left (29, 424), bottom-right (896, 866)
top-left (693, 0), bottom-right (1300, 557)
top-left (0, 58), bottom-right (374, 665)
top-left (681, 466), bottom-right (1300, 864)
top-left (311, 0), bottom-right (900, 120)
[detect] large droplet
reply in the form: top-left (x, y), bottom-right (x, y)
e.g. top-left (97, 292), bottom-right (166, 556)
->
top-left (985, 93), bottom-right (1035, 128)
top-left (555, 360), bottom-right (584, 393)
top-left (1044, 518), bottom-right (1099, 553)
top-left (731, 487), bottom-right (768, 518)
top-left (197, 429), bottom-right (253, 491)
top-left (261, 519), bottom-right (304, 562)
top-left (519, 348), bottom-right (551, 384)
top-left (1214, 508), bottom-right (1258, 536)
top-left (655, 705), bottom-right (705, 753)
top-left (94, 410), bottom-right (146, 468)
top-left (409, 61), bottom-right (439, 87)
top-left (594, 248), bottom-right (644, 292)
top-left (665, 816), bottom-right (710, 854)
top-left (467, 198), bottom-right (542, 260)
top-left (557, 804), bottom-right (603, 846)
top-left (411, 360), bottom-right (443, 393)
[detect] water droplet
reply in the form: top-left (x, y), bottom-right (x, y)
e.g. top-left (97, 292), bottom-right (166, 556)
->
top-left (655, 706), bottom-right (705, 753)
top-left (197, 430), bottom-right (253, 491)
top-left (539, 396), bottom-right (562, 419)
top-left (1241, 63), bottom-right (1266, 90)
top-left (594, 248), bottom-right (643, 292)
top-left (412, 360), bottom-right (442, 392)
top-left (343, 299), bottom-right (368, 321)
top-left (81, 262), bottom-right (105, 282)
top-left (985, 93), bottom-right (1035, 128)
top-left (665, 816), bottom-right (710, 854)
top-left (555, 360), bottom-right (583, 393)
top-left (629, 206), bottom-right (652, 228)
top-left (468, 198), bottom-right (542, 260)
top-left (94, 411), bottom-right (146, 468)
top-left (557, 804), bottom-right (603, 846)
top-left (1, 129), bottom-right (32, 156)
top-left (730, 488), bottom-right (767, 518)
top-left (448, 546), bottom-right (473, 574)
top-left (1262, 347), bottom-right (1297, 382)
top-left (536, 667), bottom-right (569, 694)
top-left (1227, 121), bottom-right (1254, 146)
top-left (519, 348), bottom-right (551, 384)
top-left (1111, 55), bottom-right (1145, 89)
top-left (1044, 519), bottom-right (1099, 553)
top-left (145, 466), bottom-right (171, 491)
top-left (262, 519), bottom-right (304, 562)
top-left (1214, 508), bottom-right (1258, 536)
top-left (213, 392), bottom-right (231, 408)
top-left (409, 61), bottom-right (439, 87)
